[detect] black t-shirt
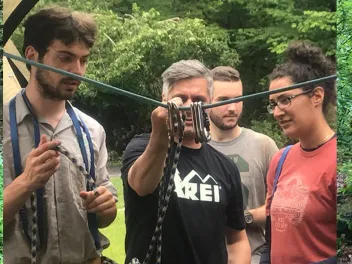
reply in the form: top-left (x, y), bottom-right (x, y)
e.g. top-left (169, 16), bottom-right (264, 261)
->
top-left (121, 133), bottom-right (245, 264)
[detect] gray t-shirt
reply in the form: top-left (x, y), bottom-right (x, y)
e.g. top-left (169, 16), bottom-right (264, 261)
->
top-left (208, 127), bottom-right (278, 263)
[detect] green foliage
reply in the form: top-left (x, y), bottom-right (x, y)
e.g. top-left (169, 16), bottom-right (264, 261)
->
top-left (107, 151), bottom-right (124, 167)
top-left (337, 0), bottom-right (352, 181)
top-left (336, 0), bottom-right (352, 258)
top-left (87, 5), bottom-right (239, 98)
top-left (249, 117), bottom-right (293, 149)
top-left (337, 0), bottom-right (352, 154)
top-left (230, 0), bottom-right (335, 122)
top-left (163, 0), bottom-right (335, 124)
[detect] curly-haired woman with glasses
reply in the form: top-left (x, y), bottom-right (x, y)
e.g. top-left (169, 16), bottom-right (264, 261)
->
top-left (259, 40), bottom-right (337, 264)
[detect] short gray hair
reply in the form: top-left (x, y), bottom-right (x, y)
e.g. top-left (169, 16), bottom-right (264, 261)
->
top-left (162, 59), bottom-right (213, 97)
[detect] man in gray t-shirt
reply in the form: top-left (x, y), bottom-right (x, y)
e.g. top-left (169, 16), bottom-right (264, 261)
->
top-left (208, 66), bottom-right (278, 264)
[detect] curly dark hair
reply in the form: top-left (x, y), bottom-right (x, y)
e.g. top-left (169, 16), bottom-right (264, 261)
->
top-left (23, 5), bottom-right (97, 70)
top-left (269, 40), bottom-right (336, 116)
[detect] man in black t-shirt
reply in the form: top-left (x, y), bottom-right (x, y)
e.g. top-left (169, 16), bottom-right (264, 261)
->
top-left (121, 59), bottom-right (251, 264)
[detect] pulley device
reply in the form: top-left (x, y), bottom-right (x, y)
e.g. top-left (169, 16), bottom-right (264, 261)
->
top-left (190, 102), bottom-right (211, 143)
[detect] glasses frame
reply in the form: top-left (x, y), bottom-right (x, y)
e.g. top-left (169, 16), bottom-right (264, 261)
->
top-left (267, 89), bottom-right (313, 114)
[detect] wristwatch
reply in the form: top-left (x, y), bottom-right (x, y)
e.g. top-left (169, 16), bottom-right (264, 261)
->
top-left (244, 210), bottom-right (254, 225)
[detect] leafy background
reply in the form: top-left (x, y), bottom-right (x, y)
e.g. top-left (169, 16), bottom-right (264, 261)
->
top-left (336, 0), bottom-right (352, 262)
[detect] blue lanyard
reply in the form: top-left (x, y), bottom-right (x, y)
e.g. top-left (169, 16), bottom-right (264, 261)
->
top-left (270, 145), bottom-right (292, 209)
top-left (9, 90), bottom-right (100, 250)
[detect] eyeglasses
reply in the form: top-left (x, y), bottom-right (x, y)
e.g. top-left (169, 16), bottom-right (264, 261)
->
top-left (267, 89), bottom-right (313, 114)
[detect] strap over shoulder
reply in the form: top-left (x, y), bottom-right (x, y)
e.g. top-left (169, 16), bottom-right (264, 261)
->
top-left (270, 145), bottom-right (292, 207)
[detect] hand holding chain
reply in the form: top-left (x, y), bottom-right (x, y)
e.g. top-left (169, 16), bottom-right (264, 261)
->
top-left (130, 102), bottom-right (185, 264)
top-left (30, 146), bottom-right (118, 264)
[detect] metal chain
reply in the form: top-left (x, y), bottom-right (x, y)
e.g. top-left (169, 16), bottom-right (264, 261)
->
top-left (155, 140), bottom-right (182, 264)
top-left (140, 140), bottom-right (182, 264)
top-left (130, 103), bottom-right (185, 264)
top-left (154, 103), bottom-right (185, 264)
top-left (30, 193), bottom-right (37, 264)
top-left (29, 145), bottom-right (98, 264)
top-left (54, 146), bottom-right (96, 190)
top-left (190, 102), bottom-right (211, 143)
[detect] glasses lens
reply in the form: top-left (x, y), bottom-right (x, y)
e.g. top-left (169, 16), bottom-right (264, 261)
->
top-left (267, 104), bottom-right (274, 114)
top-left (278, 97), bottom-right (291, 108)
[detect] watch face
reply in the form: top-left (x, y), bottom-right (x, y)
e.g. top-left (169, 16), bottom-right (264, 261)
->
top-left (244, 212), bottom-right (253, 224)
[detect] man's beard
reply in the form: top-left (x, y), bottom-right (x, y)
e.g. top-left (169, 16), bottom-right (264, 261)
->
top-left (182, 129), bottom-right (195, 140)
top-left (209, 111), bottom-right (242, 130)
top-left (35, 67), bottom-right (77, 101)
